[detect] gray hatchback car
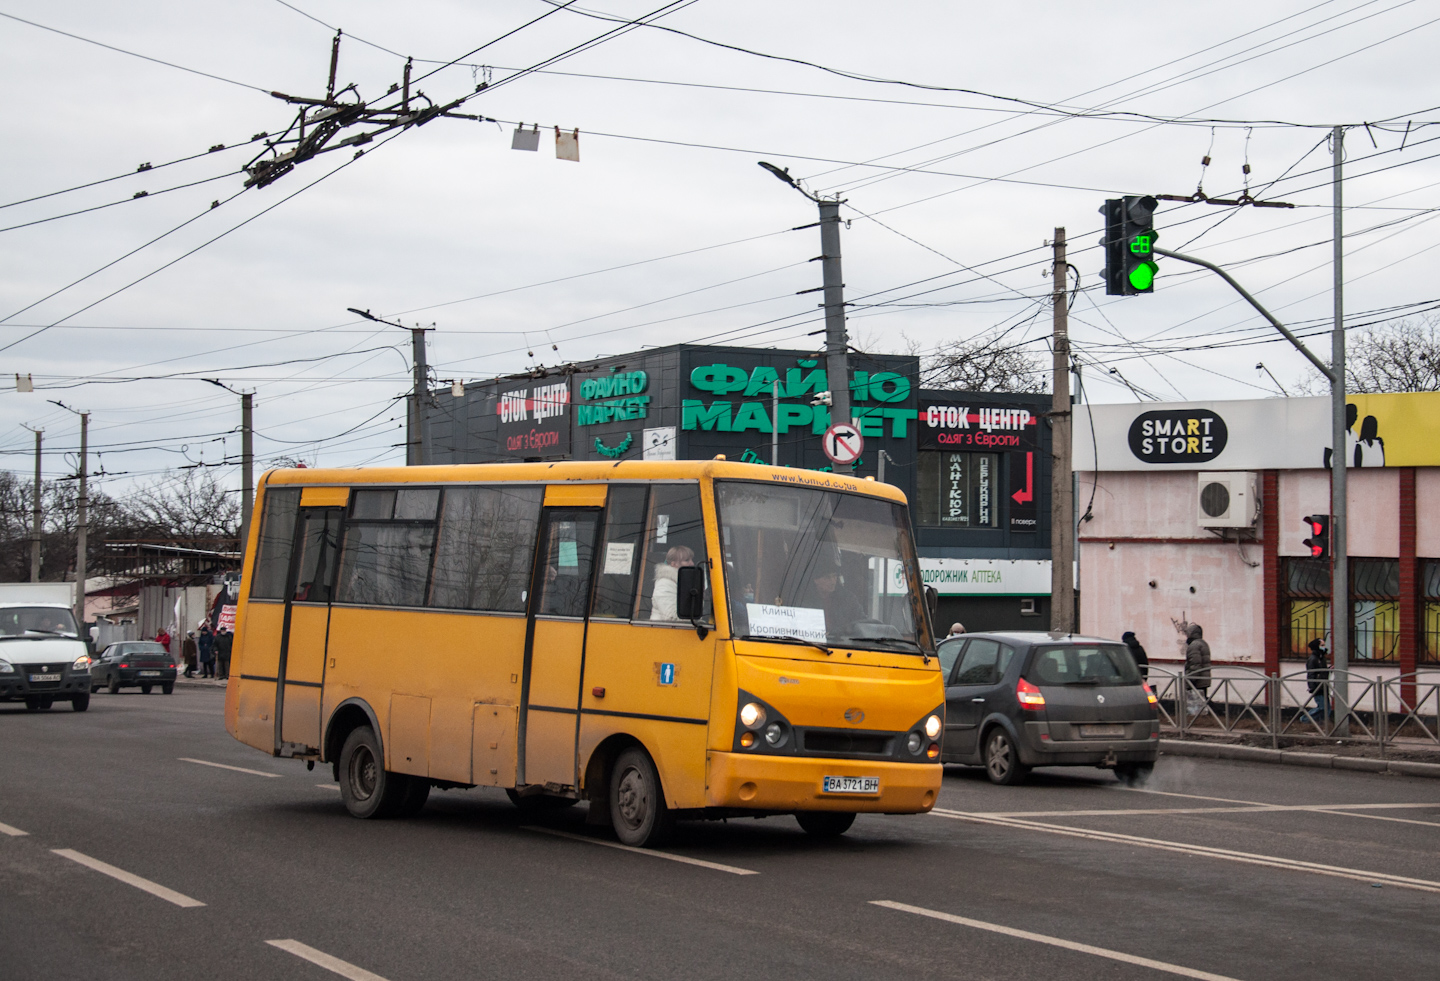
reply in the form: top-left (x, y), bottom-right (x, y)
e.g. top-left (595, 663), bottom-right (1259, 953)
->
top-left (937, 631), bottom-right (1159, 785)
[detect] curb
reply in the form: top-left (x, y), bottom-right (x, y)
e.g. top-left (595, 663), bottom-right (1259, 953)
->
top-left (172, 679), bottom-right (228, 690)
top-left (1159, 739), bottom-right (1440, 779)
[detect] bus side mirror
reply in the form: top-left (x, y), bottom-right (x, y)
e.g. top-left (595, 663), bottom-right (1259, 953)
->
top-left (676, 566), bottom-right (705, 620)
top-left (925, 585), bottom-right (938, 617)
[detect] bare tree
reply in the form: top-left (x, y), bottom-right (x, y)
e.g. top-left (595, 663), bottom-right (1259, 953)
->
top-left (920, 335), bottom-right (1048, 393)
top-left (129, 469), bottom-right (239, 539)
top-left (1296, 314), bottom-right (1440, 394)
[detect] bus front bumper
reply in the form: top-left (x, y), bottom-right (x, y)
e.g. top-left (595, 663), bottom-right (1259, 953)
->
top-left (706, 751), bottom-right (940, 813)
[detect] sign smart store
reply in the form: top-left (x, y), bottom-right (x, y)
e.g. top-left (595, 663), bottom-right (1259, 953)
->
top-left (682, 360), bottom-right (919, 437)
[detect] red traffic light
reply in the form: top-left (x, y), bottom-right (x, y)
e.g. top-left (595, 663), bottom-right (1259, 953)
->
top-left (1303, 514), bottom-right (1330, 560)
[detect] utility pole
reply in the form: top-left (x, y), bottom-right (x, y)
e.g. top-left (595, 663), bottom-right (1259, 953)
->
top-left (411, 324), bottom-right (433, 466)
top-left (241, 392), bottom-right (254, 546)
top-left (1330, 125), bottom-right (1350, 734)
top-left (757, 162), bottom-right (851, 425)
top-left (23, 426), bottom-right (41, 581)
top-left (1050, 228), bottom-right (1075, 634)
top-left (49, 402), bottom-right (89, 627)
top-left (347, 308), bottom-right (433, 465)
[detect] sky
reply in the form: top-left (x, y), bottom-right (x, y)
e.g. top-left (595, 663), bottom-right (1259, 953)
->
top-left (2, 0), bottom-right (1439, 501)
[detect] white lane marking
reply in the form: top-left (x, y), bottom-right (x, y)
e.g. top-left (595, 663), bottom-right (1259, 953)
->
top-left (1312, 808), bottom-right (1440, 829)
top-left (266, 939), bottom-right (390, 981)
top-left (179, 757), bottom-right (282, 778)
top-left (872, 901), bottom-right (1244, 981)
top-left (930, 810), bottom-right (1440, 893)
top-left (523, 826), bottom-right (759, 875)
top-left (317, 783), bottom-right (341, 791)
top-left (969, 802), bottom-right (1440, 819)
top-left (1119, 787), bottom-right (1272, 806)
top-left (52, 848), bottom-right (205, 907)
top-left (0, 821), bottom-right (28, 837)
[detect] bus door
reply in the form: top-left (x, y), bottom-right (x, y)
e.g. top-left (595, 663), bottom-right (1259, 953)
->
top-left (520, 506), bottom-right (603, 790)
top-left (274, 499), bottom-right (345, 757)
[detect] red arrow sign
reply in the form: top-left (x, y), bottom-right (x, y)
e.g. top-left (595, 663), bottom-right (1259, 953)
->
top-left (1011, 451), bottom-right (1034, 504)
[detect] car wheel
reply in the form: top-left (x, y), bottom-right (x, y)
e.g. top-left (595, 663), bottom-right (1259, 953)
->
top-left (608, 746), bottom-right (673, 847)
top-left (1115, 762), bottom-right (1155, 786)
top-left (162, 682), bottom-right (174, 695)
top-left (107, 675), bottom-right (120, 694)
top-left (983, 728), bottom-right (1030, 786)
top-left (338, 726), bottom-right (408, 819)
top-left (505, 789), bottom-right (579, 811)
top-left (795, 811), bottom-right (856, 838)
top-left (71, 694), bottom-right (89, 712)
top-left (140, 684), bottom-right (152, 694)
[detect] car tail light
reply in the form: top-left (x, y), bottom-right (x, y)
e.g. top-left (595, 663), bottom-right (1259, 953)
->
top-left (1016, 677), bottom-right (1046, 708)
top-left (119, 663), bottom-right (128, 668)
top-left (1143, 684), bottom-right (1158, 705)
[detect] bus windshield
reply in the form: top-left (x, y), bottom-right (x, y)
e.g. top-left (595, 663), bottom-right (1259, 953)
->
top-left (716, 480), bottom-right (931, 654)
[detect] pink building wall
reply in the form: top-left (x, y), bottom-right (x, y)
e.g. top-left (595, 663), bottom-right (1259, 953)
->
top-left (1277, 468), bottom-right (1398, 558)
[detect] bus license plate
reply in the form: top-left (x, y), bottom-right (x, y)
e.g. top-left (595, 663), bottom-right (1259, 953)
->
top-left (1080, 724), bottom-right (1125, 737)
top-left (139, 670), bottom-right (162, 677)
top-left (29, 673), bottom-right (61, 682)
top-left (823, 776), bottom-right (879, 794)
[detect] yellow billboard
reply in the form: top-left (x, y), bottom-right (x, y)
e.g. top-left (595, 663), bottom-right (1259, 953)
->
top-left (1344, 392), bottom-right (1440, 468)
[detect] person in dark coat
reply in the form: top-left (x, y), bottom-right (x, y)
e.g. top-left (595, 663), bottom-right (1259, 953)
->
top-left (215, 627), bottom-right (233, 680)
top-left (1121, 631), bottom-right (1149, 681)
top-left (197, 624), bottom-right (215, 679)
top-left (1305, 638), bottom-right (1331, 723)
top-left (181, 631), bottom-right (198, 678)
top-left (1184, 623), bottom-right (1211, 715)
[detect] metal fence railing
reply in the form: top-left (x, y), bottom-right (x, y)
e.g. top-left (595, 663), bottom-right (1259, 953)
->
top-left (1145, 666), bottom-right (1440, 750)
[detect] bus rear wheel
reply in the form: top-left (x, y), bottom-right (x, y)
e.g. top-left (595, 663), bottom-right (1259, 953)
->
top-left (608, 747), bottom-right (672, 847)
top-left (795, 811), bottom-right (856, 838)
top-left (338, 726), bottom-right (409, 819)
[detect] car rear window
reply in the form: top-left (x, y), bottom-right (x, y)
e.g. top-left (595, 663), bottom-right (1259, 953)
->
top-left (1026, 645), bottom-right (1141, 687)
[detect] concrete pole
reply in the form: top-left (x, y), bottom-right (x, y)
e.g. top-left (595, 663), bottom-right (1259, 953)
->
top-left (74, 412), bottom-right (88, 630)
top-left (410, 326), bottom-right (432, 466)
top-left (818, 198), bottom-right (850, 426)
top-left (1331, 126), bottom-right (1350, 734)
top-left (29, 428), bottom-right (42, 582)
top-left (1050, 229), bottom-right (1075, 634)
top-left (241, 392), bottom-right (254, 549)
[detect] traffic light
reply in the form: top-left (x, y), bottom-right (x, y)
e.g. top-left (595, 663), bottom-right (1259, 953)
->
top-left (1303, 514), bottom-right (1330, 559)
top-left (1100, 195), bottom-right (1159, 295)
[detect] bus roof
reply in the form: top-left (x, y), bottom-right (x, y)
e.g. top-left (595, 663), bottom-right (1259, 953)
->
top-left (259, 458), bottom-right (909, 505)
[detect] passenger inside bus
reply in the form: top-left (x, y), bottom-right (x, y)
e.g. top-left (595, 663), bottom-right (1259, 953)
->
top-left (648, 545), bottom-right (696, 620)
top-left (802, 563), bottom-right (867, 636)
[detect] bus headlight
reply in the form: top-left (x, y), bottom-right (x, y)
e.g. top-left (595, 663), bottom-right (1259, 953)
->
top-left (763, 722), bottom-right (788, 747)
top-left (739, 731), bottom-right (757, 748)
top-left (906, 732), bottom-right (923, 755)
top-left (924, 714), bottom-right (942, 739)
top-left (740, 702), bottom-right (766, 729)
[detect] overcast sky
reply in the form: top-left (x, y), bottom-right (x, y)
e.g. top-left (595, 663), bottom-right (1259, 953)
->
top-left (2, 0), bottom-right (1438, 499)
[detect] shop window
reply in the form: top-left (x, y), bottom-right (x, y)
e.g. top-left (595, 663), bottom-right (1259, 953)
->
top-left (917, 451), bottom-right (1000, 528)
top-left (1422, 560), bottom-right (1440, 665)
top-left (1351, 558), bottom-right (1399, 662)
top-left (1282, 557), bottom-right (1329, 660)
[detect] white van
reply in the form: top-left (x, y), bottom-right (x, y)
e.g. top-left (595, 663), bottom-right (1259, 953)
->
top-left (0, 584), bottom-right (92, 711)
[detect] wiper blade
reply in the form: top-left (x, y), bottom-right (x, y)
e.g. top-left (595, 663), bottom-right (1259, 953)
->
top-left (738, 633), bottom-right (833, 656)
top-left (840, 636), bottom-right (921, 651)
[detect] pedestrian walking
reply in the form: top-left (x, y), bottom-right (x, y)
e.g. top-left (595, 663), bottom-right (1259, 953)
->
top-left (181, 631), bottom-right (198, 678)
top-left (198, 623), bottom-right (215, 679)
top-left (1122, 631), bottom-right (1149, 681)
top-left (1184, 623), bottom-right (1211, 717)
top-left (215, 627), bottom-right (233, 680)
top-left (1305, 638), bottom-right (1331, 724)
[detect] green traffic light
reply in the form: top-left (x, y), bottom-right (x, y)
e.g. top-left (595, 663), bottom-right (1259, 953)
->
top-left (1128, 261), bottom-right (1155, 291)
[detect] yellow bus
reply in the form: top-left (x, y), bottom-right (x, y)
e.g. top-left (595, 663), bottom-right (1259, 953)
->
top-left (225, 459), bottom-right (943, 845)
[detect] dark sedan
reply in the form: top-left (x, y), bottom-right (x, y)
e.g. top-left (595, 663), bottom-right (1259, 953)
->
top-left (90, 642), bottom-right (177, 694)
top-left (936, 631), bottom-right (1159, 785)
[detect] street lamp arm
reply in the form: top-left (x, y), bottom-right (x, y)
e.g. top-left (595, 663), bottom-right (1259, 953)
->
top-left (1153, 247), bottom-right (1336, 383)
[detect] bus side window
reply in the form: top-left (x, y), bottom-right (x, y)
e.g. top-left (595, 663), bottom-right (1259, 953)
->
top-left (429, 485), bottom-right (543, 613)
top-left (251, 488), bottom-right (301, 599)
top-left (637, 485), bottom-right (710, 622)
top-left (591, 485), bottom-right (648, 620)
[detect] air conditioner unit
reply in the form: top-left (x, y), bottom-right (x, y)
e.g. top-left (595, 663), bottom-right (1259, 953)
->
top-left (1197, 472), bottom-right (1258, 528)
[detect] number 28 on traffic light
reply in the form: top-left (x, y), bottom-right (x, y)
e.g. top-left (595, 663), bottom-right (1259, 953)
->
top-left (1100, 195), bottom-right (1159, 296)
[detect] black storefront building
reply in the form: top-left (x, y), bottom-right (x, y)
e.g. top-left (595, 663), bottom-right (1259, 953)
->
top-left (426, 344), bottom-right (1052, 630)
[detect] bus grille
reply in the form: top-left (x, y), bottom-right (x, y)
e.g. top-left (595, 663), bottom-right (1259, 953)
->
top-left (801, 730), bottom-right (892, 755)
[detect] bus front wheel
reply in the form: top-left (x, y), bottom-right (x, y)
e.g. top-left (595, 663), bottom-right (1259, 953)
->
top-left (608, 747), bottom-right (672, 847)
top-left (338, 726), bottom-right (409, 819)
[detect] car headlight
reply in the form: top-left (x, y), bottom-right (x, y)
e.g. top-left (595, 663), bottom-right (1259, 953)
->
top-left (72, 655), bottom-right (92, 671)
top-left (924, 714), bottom-right (942, 739)
top-left (739, 702), bottom-right (766, 729)
top-left (0, 659), bottom-right (13, 674)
